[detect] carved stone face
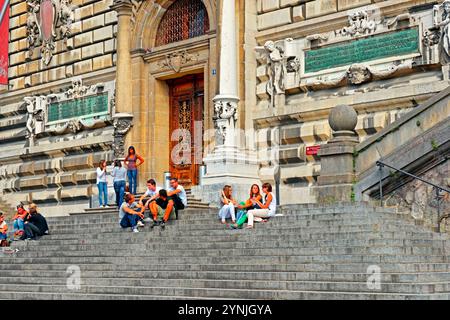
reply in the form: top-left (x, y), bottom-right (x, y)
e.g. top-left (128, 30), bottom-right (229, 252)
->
top-left (264, 41), bottom-right (275, 52)
top-left (444, 1), bottom-right (450, 13)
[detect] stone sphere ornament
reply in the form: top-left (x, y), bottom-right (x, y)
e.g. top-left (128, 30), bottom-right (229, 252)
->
top-left (328, 105), bottom-right (358, 132)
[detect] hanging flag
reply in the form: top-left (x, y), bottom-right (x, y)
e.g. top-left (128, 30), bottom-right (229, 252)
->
top-left (0, 0), bottom-right (10, 86)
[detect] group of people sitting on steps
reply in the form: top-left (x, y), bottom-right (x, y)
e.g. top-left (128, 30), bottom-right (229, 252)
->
top-left (219, 182), bottom-right (277, 230)
top-left (0, 203), bottom-right (49, 246)
top-left (118, 177), bottom-right (187, 233)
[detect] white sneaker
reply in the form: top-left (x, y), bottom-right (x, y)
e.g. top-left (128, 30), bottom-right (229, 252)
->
top-left (137, 221), bottom-right (145, 228)
top-left (132, 228), bottom-right (139, 233)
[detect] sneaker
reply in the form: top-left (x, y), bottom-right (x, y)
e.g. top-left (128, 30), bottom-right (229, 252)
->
top-left (151, 220), bottom-right (159, 229)
top-left (160, 221), bottom-right (165, 230)
top-left (132, 228), bottom-right (139, 233)
top-left (137, 221), bottom-right (145, 228)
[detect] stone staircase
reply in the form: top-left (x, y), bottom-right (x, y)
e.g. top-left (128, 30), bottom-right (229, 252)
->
top-left (1, 203), bottom-right (450, 300)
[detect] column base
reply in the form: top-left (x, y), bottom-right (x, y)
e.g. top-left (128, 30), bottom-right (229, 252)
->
top-left (191, 147), bottom-right (260, 207)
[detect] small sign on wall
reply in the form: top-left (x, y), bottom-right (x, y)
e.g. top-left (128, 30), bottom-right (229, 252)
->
top-left (306, 145), bottom-right (321, 156)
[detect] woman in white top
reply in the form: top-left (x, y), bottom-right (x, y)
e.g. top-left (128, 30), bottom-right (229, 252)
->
top-left (218, 185), bottom-right (237, 226)
top-left (96, 160), bottom-right (108, 208)
top-left (246, 183), bottom-right (276, 229)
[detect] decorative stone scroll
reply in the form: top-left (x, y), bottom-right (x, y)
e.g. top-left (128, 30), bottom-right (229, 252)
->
top-left (112, 113), bottom-right (133, 158)
top-left (26, 0), bottom-right (74, 65)
top-left (158, 50), bottom-right (198, 73)
top-left (335, 10), bottom-right (379, 37)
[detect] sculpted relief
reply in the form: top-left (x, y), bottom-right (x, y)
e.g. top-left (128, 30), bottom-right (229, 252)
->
top-left (26, 0), bottom-right (74, 65)
top-left (255, 8), bottom-right (433, 101)
top-left (433, 0), bottom-right (450, 64)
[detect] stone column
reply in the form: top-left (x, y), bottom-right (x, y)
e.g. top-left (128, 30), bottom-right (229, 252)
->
top-left (194, 0), bottom-right (260, 206)
top-left (316, 105), bottom-right (360, 203)
top-left (212, 0), bottom-right (239, 148)
top-left (111, 0), bottom-right (133, 159)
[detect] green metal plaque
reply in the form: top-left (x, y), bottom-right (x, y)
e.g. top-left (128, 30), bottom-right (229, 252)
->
top-left (47, 93), bottom-right (109, 123)
top-left (304, 28), bottom-right (420, 74)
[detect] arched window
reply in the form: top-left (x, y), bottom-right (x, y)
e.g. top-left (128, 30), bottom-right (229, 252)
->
top-left (155, 0), bottom-right (209, 47)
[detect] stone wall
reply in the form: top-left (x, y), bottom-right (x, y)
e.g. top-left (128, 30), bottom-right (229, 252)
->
top-left (6, 0), bottom-right (117, 90)
top-left (248, 0), bottom-right (450, 205)
top-left (0, 0), bottom-right (118, 216)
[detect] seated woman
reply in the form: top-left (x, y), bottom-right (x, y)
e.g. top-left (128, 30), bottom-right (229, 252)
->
top-left (245, 183), bottom-right (276, 229)
top-left (119, 193), bottom-right (145, 233)
top-left (13, 203), bottom-right (29, 238)
top-left (238, 184), bottom-right (263, 211)
top-left (218, 185), bottom-right (237, 226)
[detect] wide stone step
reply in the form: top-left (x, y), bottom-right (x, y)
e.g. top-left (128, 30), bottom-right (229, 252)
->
top-left (9, 246), bottom-right (450, 259)
top-left (2, 269), bottom-right (450, 283)
top-left (2, 253), bottom-right (450, 265)
top-left (11, 238), bottom-right (450, 252)
top-left (0, 283), bottom-right (448, 300)
top-left (2, 262), bottom-right (450, 274)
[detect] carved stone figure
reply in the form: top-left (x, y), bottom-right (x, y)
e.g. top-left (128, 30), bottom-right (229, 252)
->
top-left (24, 96), bottom-right (46, 143)
top-left (213, 99), bottom-right (238, 146)
top-left (347, 64), bottom-right (372, 85)
top-left (337, 10), bottom-right (378, 37)
top-left (66, 79), bottom-right (90, 99)
top-left (433, 0), bottom-right (450, 64)
top-left (25, 0), bottom-right (73, 65)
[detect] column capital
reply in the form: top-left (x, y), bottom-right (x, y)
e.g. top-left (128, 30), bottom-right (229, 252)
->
top-left (110, 0), bottom-right (133, 15)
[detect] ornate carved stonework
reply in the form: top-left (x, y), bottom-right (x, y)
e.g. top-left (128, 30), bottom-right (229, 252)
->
top-left (256, 39), bottom-right (298, 107)
top-left (24, 95), bottom-right (47, 144)
top-left (302, 61), bottom-right (414, 89)
top-left (26, 0), bottom-right (74, 65)
top-left (213, 99), bottom-right (238, 146)
top-left (431, 0), bottom-right (450, 64)
top-left (112, 113), bottom-right (134, 158)
top-left (130, 0), bottom-right (145, 31)
top-left (158, 50), bottom-right (198, 73)
top-left (336, 10), bottom-right (379, 37)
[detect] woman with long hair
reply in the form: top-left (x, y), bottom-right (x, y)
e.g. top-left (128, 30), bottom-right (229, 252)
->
top-left (218, 185), bottom-right (237, 226)
top-left (124, 146), bottom-right (144, 195)
top-left (112, 159), bottom-right (127, 208)
top-left (238, 184), bottom-right (263, 210)
top-left (96, 160), bottom-right (108, 207)
top-left (245, 182), bottom-right (277, 229)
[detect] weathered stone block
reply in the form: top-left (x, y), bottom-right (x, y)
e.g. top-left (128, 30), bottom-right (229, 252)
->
top-left (82, 14), bottom-right (105, 31)
top-left (74, 32), bottom-right (93, 47)
top-left (257, 8), bottom-right (292, 30)
top-left (93, 25), bottom-right (113, 42)
top-left (305, 0), bottom-right (337, 19)
top-left (81, 42), bottom-right (103, 59)
top-left (62, 155), bottom-right (94, 171)
top-left (338, 0), bottom-right (372, 11)
top-left (92, 54), bottom-right (113, 71)
top-left (261, 0), bottom-right (279, 12)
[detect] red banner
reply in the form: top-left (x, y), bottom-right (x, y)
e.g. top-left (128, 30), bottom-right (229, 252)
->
top-left (0, 0), bottom-right (9, 85)
top-left (306, 145), bottom-right (321, 156)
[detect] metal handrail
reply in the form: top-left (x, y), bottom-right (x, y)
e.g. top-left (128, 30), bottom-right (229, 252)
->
top-left (376, 160), bottom-right (450, 233)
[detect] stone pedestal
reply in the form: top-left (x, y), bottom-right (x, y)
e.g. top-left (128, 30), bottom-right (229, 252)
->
top-left (316, 105), bottom-right (359, 203)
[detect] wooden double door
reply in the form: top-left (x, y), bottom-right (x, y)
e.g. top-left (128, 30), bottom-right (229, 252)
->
top-left (168, 74), bottom-right (204, 187)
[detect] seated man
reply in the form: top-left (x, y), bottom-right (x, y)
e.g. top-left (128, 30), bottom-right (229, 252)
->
top-left (168, 178), bottom-right (187, 220)
top-left (138, 179), bottom-right (161, 219)
top-left (149, 189), bottom-right (176, 229)
top-left (119, 193), bottom-right (145, 233)
top-left (21, 203), bottom-right (49, 241)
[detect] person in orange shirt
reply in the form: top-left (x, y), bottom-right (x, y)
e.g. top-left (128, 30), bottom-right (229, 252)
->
top-left (124, 146), bottom-right (144, 195)
top-left (13, 203), bottom-right (28, 236)
top-left (0, 212), bottom-right (8, 242)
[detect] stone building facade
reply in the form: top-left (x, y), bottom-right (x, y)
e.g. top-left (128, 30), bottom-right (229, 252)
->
top-left (0, 0), bottom-right (449, 215)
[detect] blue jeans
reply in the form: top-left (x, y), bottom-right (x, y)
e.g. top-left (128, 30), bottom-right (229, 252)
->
top-left (14, 218), bottom-right (24, 232)
top-left (127, 169), bottom-right (138, 195)
top-left (97, 182), bottom-right (108, 207)
top-left (120, 213), bottom-right (140, 229)
top-left (0, 233), bottom-right (6, 240)
top-left (114, 181), bottom-right (126, 208)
